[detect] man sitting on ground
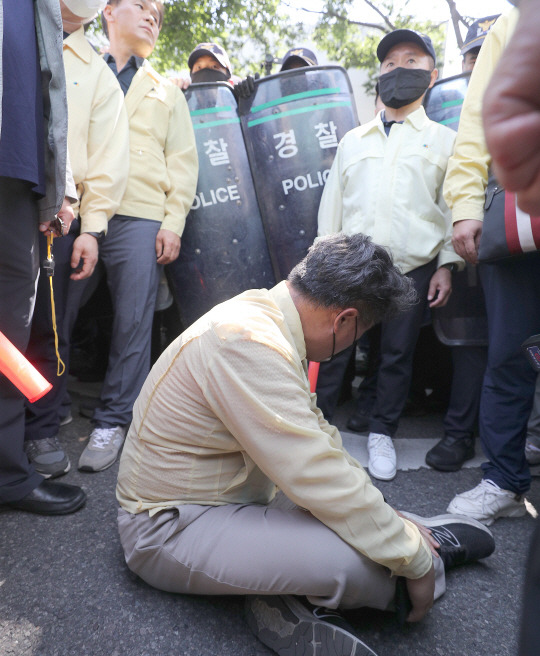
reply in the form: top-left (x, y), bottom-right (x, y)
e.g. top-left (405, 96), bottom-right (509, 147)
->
top-left (116, 233), bottom-right (494, 656)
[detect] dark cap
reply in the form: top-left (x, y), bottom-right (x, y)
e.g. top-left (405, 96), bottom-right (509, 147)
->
top-left (461, 15), bottom-right (500, 56)
top-left (188, 42), bottom-right (232, 76)
top-left (280, 47), bottom-right (318, 71)
top-left (377, 29), bottom-right (436, 64)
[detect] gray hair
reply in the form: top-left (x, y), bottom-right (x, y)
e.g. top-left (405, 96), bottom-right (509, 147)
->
top-left (288, 233), bottom-right (417, 325)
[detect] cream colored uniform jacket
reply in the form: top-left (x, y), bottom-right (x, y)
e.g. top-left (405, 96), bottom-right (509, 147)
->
top-left (117, 281), bottom-right (433, 581)
top-left (318, 106), bottom-right (460, 275)
top-left (63, 28), bottom-right (128, 234)
top-left (118, 61), bottom-right (198, 236)
top-left (443, 10), bottom-right (519, 222)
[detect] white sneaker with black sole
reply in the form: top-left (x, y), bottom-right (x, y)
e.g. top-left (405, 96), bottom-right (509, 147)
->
top-left (245, 595), bottom-right (378, 656)
top-left (446, 479), bottom-right (526, 526)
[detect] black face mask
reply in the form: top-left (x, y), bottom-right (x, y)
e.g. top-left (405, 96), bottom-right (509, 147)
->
top-left (191, 68), bottom-right (230, 84)
top-left (378, 67), bottom-right (432, 109)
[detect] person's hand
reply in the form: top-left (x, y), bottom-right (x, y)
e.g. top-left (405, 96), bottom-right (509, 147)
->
top-left (406, 564), bottom-right (435, 623)
top-left (155, 229), bottom-right (181, 265)
top-left (395, 511), bottom-right (440, 558)
top-left (70, 233), bottom-right (99, 280)
top-left (483, 0), bottom-right (540, 215)
top-left (452, 219), bottom-right (483, 264)
top-left (235, 75), bottom-right (256, 99)
top-left (170, 76), bottom-right (191, 90)
top-left (39, 197), bottom-right (75, 237)
top-left (427, 266), bottom-right (452, 308)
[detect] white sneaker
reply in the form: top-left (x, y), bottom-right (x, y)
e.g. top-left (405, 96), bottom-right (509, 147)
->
top-left (78, 426), bottom-right (126, 472)
top-left (525, 440), bottom-right (540, 465)
top-left (447, 479), bottom-right (526, 526)
top-left (368, 432), bottom-right (396, 481)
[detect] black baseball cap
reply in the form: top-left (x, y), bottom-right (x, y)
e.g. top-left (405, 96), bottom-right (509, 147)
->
top-left (188, 43), bottom-right (232, 76)
top-left (377, 29), bottom-right (436, 64)
top-left (280, 47), bottom-right (318, 71)
top-left (460, 15), bottom-right (500, 55)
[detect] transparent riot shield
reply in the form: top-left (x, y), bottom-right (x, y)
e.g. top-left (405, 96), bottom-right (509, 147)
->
top-left (167, 82), bottom-right (276, 328)
top-left (425, 72), bottom-right (487, 346)
top-left (238, 66), bottom-right (359, 280)
top-left (424, 72), bottom-right (470, 132)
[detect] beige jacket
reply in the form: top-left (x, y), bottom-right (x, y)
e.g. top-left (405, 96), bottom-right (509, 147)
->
top-left (64, 27), bottom-right (129, 234)
top-left (118, 61), bottom-right (198, 236)
top-left (117, 281), bottom-right (432, 580)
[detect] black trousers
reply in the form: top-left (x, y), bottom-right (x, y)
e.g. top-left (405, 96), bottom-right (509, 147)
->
top-left (0, 177), bottom-right (44, 502)
top-left (316, 259), bottom-right (436, 435)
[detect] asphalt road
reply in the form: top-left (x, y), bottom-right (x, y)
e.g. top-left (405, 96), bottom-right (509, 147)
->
top-left (1, 392), bottom-right (536, 656)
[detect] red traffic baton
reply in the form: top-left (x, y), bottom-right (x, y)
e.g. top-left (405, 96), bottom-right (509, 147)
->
top-left (0, 330), bottom-right (52, 403)
top-left (308, 361), bottom-right (320, 394)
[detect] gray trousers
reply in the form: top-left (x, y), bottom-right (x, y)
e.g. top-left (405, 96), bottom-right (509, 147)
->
top-left (118, 495), bottom-right (445, 611)
top-left (92, 216), bottom-right (162, 428)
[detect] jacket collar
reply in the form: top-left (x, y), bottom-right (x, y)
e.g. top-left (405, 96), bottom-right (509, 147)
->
top-left (63, 26), bottom-right (94, 64)
top-left (269, 281), bottom-right (307, 363)
top-left (371, 104), bottom-right (428, 135)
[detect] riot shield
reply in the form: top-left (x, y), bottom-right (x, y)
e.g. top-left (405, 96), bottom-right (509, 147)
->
top-left (424, 72), bottom-right (470, 132)
top-left (167, 82), bottom-right (276, 328)
top-left (425, 72), bottom-right (488, 346)
top-left (433, 264), bottom-right (488, 346)
top-left (238, 66), bottom-right (359, 280)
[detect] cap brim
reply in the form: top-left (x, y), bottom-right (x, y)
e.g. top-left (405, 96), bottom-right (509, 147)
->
top-left (188, 49), bottom-right (230, 75)
top-left (280, 55), bottom-right (316, 71)
top-left (377, 29), bottom-right (433, 63)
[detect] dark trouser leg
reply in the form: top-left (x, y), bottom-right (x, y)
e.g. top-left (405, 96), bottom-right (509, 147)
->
top-left (479, 255), bottom-right (540, 494)
top-left (369, 260), bottom-right (437, 437)
top-left (315, 346), bottom-right (354, 421)
top-left (443, 345), bottom-right (487, 440)
top-left (0, 178), bottom-right (44, 502)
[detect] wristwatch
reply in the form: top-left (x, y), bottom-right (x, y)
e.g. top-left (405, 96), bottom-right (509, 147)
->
top-left (83, 231), bottom-right (105, 241)
top-left (440, 263), bottom-right (458, 273)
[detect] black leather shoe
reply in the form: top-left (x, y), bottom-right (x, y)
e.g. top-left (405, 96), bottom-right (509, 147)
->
top-left (2, 480), bottom-right (86, 515)
top-left (346, 412), bottom-right (370, 433)
top-left (425, 436), bottom-right (475, 472)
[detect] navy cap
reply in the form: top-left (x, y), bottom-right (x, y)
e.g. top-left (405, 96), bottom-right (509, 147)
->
top-left (188, 43), bottom-right (232, 76)
top-left (280, 47), bottom-right (318, 71)
top-left (461, 15), bottom-right (500, 56)
top-left (377, 29), bottom-right (436, 64)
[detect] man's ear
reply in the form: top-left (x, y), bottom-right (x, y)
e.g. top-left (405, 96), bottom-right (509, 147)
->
top-left (333, 308), bottom-right (359, 332)
top-left (429, 67), bottom-right (439, 88)
top-left (102, 3), bottom-right (114, 25)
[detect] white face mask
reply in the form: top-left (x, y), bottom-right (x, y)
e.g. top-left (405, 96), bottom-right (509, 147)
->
top-left (63, 0), bottom-right (108, 20)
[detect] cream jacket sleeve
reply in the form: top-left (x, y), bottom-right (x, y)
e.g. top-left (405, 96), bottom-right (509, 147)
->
top-left (203, 336), bottom-right (433, 581)
top-left (443, 10), bottom-right (519, 223)
top-left (78, 69), bottom-right (129, 234)
top-left (160, 86), bottom-right (198, 236)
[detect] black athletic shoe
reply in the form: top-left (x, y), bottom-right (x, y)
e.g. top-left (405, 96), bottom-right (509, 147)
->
top-left (400, 512), bottom-right (495, 570)
top-left (245, 595), bottom-right (378, 656)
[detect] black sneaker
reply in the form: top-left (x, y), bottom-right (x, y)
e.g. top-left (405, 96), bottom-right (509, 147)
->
top-left (245, 595), bottom-right (378, 656)
top-left (23, 437), bottom-right (71, 479)
top-left (400, 512), bottom-right (495, 569)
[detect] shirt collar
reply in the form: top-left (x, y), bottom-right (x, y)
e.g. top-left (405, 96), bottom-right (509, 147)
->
top-left (373, 105), bottom-right (428, 134)
top-left (103, 52), bottom-right (145, 71)
top-left (268, 281), bottom-right (307, 363)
